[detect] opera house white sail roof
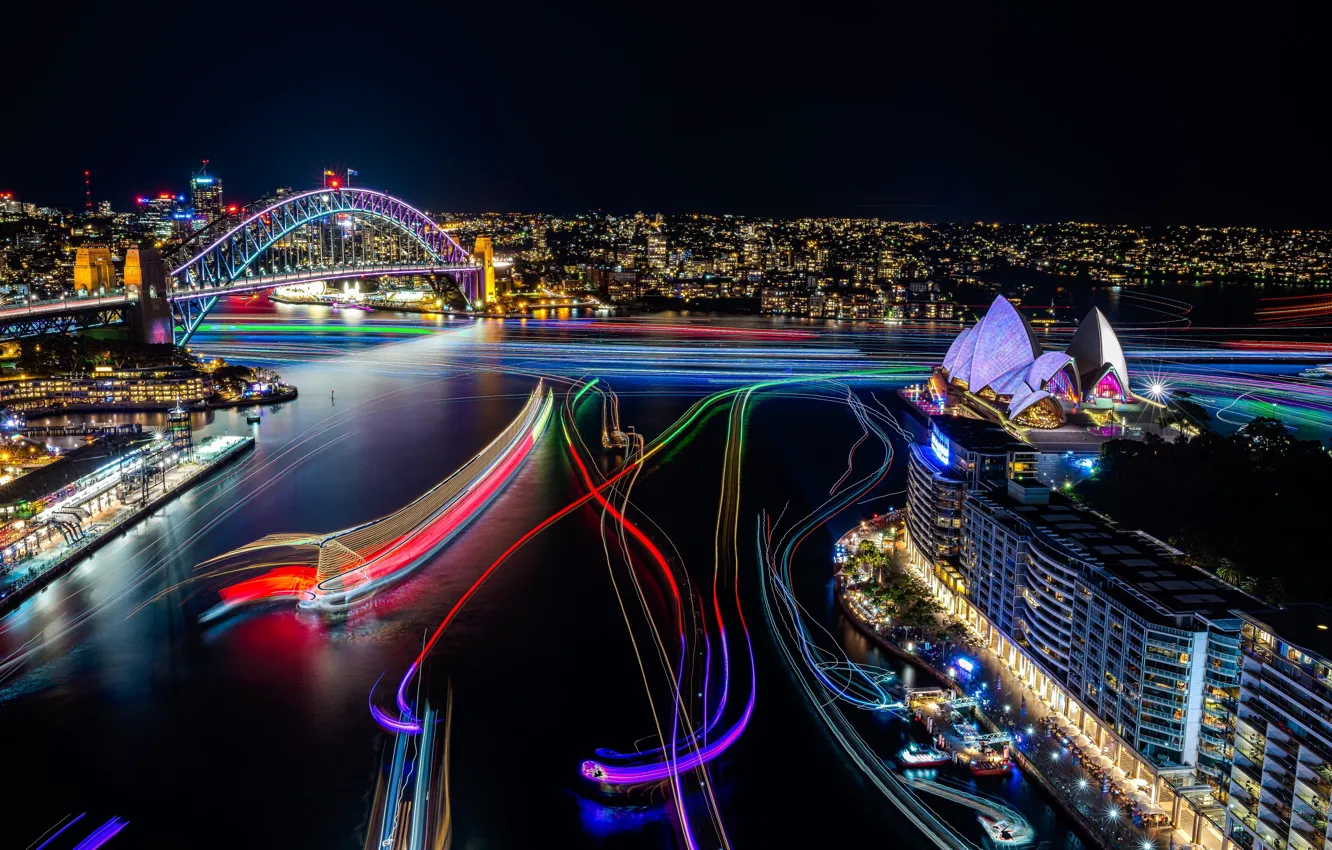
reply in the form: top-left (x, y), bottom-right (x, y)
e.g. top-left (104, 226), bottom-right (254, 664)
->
top-left (937, 296), bottom-right (1131, 426)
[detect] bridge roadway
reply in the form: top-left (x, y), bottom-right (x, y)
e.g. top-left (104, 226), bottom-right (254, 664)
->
top-left (0, 262), bottom-right (471, 340)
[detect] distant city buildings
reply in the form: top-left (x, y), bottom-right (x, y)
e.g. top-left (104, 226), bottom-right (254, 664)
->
top-left (3, 173), bottom-right (1332, 309)
top-left (190, 168), bottom-right (223, 226)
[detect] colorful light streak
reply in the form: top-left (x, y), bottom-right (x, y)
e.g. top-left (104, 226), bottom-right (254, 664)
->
top-left (199, 384), bottom-right (553, 621)
top-left (70, 817), bottom-right (129, 849)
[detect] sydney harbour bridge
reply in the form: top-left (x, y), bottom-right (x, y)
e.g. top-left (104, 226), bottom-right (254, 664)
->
top-left (0, 187), bottom-right (486, 345)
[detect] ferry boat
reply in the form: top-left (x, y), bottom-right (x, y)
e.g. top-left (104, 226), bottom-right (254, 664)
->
top-left (966, 749), bottom-right (1013, 777)
top-left (898, 744), bottom-right (951, 767)
top-left (198, 381), bottom-right (553, 620)
top-left (246, 413), bottom-right (261, 424)
top-left (978, 814), bottom-right (1035, 845)
top-left (1298, 363), bottom-right (1332, 379)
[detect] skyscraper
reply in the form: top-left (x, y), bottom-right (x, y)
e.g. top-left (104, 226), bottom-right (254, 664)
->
top-left (646, 228), bottom-right (667, 273)
top-left (191, 167), bottom-right (223, 226)
top-left (136, 195), bottom-right (177, 243)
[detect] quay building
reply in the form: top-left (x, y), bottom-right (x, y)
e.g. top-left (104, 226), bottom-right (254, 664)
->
top-left (903, 299), bottom-right (1332, 850)
top-left (0, 367), bottom-right (212, 413)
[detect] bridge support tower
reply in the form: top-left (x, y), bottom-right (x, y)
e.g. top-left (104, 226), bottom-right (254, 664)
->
top-left (125, 248), bottom-right (173, 344)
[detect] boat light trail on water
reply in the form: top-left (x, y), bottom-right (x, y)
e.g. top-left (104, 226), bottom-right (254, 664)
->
top-left (369, 368), bottom-right (921, 733)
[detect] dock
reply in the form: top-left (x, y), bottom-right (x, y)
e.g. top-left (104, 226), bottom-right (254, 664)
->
top-left (0, 434), bottom-right (254, 616)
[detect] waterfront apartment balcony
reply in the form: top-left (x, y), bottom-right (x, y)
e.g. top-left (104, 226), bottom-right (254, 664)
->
top-left (1297, 775), bottom-right (1332, 808)
top-left (1235, 761), bottom-right (1263, 789)
top-left (1139, 716), bottom-right (1187, 738)
top-left (1258, 801), bottom-right (1293, 835)
top-left (1244, 700), bottom-right (1300, 747)
top-left (1239, 721), bottom-right (1270, 751)
top-left (1238, 749), bottom-right (1268, 775)
top-left (1293, 797), bottom-right (1329, 832)
top-left (1230, 827), bottom-right (1256, 850)
top-left (1249, 646), bottom-right (1332, 704)
top-left (1252, 815), bottom-right (1290, 850)
top-left (1300, 794), bottom-right (1332, 820)
top-left (1264, 783), bottom-right (1296, 815)
top-left (1272, 751), bottom-right (1303, 776)
top-left (1289, 819), bottom-right (1324, 850)
top-left (1259, 670), bottom-right (1332, 730)
top-left (1234, 784), bottom-right (1260, 811)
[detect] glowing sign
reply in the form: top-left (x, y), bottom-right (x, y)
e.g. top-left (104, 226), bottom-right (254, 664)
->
top-left (929, 423), bottom-right (950, 467)
top-left (136, 197), bottom-right (151, 204)
top-left (193, 177), bottom-right (214, 185)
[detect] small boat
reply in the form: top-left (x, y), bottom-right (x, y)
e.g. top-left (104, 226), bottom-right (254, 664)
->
top-left (1298, 364), bottom-right (1332, 379)
top-left (247, 413), bottom-right (261, 424)
top-left (898, 745), bottom-right (951, 767)
top-left (978, 814), bottom-right (1033, 845)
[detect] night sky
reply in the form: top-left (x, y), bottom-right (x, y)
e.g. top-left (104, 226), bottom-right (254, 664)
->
top-left (3, 3), bottom-right (1326, 225)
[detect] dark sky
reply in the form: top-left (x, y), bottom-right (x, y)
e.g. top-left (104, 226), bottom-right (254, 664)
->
top-left (3, 2), bottom-right (1327, 225)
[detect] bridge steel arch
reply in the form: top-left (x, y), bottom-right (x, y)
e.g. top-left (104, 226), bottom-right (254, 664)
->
top-left (166, 188), bottom-right (481, 343)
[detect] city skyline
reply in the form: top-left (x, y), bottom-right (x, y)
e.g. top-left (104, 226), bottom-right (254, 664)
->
top-left (3, 4), bottom-right (1328, 226)
top-left (6, 4), bottom-right (1332, 849)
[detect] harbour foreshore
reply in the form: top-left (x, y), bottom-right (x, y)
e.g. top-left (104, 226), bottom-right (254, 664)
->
top-left (0, 434), bottom-right (254, 616)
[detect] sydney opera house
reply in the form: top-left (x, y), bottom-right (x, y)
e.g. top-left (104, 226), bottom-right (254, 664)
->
top-left (932, 295), bottom-right (1132, 429)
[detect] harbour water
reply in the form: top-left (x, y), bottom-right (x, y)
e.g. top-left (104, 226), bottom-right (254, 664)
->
top-left (2, 291), bottom-right (1326, 847)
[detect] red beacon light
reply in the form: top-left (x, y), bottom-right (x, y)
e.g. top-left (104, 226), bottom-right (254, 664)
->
top-left (226, 204), bottom-right (238, 214)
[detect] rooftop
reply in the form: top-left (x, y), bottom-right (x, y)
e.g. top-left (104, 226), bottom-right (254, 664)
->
top-left (983, 482), bottom-right (1255, 626)
top-left (1237, 603), bottom-right (1332, 661)
top-left (0, 433), bottom-right (157, 506)
top-left (930, 415), bottom-right (1031, 456)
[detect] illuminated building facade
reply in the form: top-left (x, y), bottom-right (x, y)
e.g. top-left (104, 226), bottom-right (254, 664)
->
top-left (907, 416), bottom-right (1250, 810)
top-left (191, 171), bottom-right (223, 226)
top-left (73, 245), bottom-right (115, 292)
top-left (936, 296), bottom-right (1132, 428)
top-left (1227, 606), bottom-right (1332, 850)
top-left (137, 195), bottom-right (177, 242)
top-left (905, 417), bottom-right (1034, 594)
top-left (0, 368), bottom-right (212, 412)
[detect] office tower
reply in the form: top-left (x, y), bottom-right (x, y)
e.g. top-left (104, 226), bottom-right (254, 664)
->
top-left (191, 168), bottom-right (223, 226)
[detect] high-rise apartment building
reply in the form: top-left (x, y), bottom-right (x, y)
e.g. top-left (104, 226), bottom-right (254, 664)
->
top-left (1227, 606), bottom-right (1332, 850)
top-left (906, 415), bottom-right (1251, 789)
top-left (646, 228), bottom-right (667, 273)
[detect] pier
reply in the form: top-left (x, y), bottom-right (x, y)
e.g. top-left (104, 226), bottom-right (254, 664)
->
top-left (0, 434), bottom-right (254, 616)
